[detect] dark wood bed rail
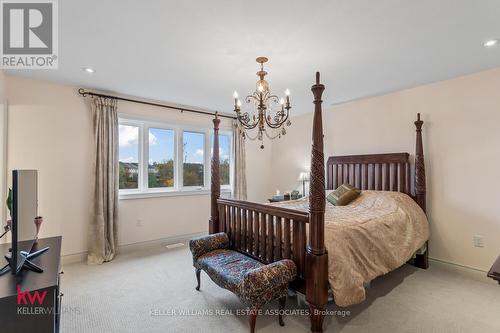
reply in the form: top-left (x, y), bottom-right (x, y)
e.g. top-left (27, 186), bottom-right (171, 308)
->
top-left (217, 198), bottom-right (309, 279)
top-left (217, 198), bottom-right (309, 221)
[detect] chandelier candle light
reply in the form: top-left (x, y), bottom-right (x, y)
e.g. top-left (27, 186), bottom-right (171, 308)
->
top-left (233, 57), bottom-right (292, 149)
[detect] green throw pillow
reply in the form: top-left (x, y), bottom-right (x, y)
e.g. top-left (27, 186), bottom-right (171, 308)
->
top-left (327, 184), bottom-right (361, 206)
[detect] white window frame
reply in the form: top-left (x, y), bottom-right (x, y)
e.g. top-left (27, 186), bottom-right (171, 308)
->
top-left (118, 114), bottom-right (233, 199)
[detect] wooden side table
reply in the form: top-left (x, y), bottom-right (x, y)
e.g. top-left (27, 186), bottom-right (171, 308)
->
top-left (0, 236), bottom-right (62, 332)
top-left (488, 255), bottom-right (500, 284)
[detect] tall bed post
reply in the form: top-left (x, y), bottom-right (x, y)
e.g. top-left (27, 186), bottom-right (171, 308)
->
top-left (209, 112), bottom-right (221, 234)
top-left (306, 72), bottom-right (329, 333)
top-left (414, 113), bottom-right (426, 213)
top-left (414, 113), bottom-right (429, 268)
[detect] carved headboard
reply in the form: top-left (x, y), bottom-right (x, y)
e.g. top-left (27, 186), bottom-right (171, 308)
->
top-left (326, 153), bottom-right (411, 195)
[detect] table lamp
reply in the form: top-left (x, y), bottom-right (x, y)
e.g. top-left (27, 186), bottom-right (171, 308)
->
top-left (297, 172), bottom-right (310, 197)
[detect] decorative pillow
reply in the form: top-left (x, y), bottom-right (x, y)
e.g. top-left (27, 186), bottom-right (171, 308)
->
top-left (327, 184), bottom-right (361, 206)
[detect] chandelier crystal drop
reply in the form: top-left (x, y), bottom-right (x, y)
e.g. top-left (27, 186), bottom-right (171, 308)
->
top-left (233, 57), bottom-right (292, 149)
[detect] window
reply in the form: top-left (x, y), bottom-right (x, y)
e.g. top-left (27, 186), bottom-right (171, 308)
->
top-left (119, 124), bottom-right (140, 190)
top-left (183, 131), bottom-right (205, 187)
top-left (148, 128), bottom-right (175, 188)
top-left (118, 117), bottom-right (233, 197)
top-left (211, 134), bottom-right (231, 186)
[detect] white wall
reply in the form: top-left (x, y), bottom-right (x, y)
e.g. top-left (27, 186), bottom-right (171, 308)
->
top-left (6, 76), bottom-right (93, 254)
top-left (269, 67), bottom-right (500, 271)
top-left (4, 75), bottom-right (266, 256)
top-left (245, 139), bottom-right (273, 202)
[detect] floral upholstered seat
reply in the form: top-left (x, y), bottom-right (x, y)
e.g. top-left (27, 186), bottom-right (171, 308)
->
top-left (196, 249), bottom-right (263, 296)
top-left (189, 232), bottom-right (297, 333)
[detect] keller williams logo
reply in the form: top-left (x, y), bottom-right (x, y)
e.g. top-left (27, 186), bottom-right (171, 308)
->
top-left (17, 285), bottom-right (47, 305)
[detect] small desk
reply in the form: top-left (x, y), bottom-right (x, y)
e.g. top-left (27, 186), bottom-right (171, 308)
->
top-left (0, 236), bottom-right (62, 333)
top-left (488, 255), bottom-right (500, 285)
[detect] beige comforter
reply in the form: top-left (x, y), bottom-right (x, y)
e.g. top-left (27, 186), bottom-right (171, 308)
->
top-left (271, 190), bottom-right (429, 307)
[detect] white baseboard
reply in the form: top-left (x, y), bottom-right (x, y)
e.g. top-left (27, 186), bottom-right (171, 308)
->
top-left (62, 252), bottom-right (87, 265)
top-left (61, 231), bottom-right (207, 265)
top-left (429, 257), bottom-right (495, 284)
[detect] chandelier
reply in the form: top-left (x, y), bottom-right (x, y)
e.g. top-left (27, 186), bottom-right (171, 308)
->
top-left (233, 57), bottom-right (292, 149)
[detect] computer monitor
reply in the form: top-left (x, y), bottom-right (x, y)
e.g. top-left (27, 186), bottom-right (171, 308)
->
top-left (11, 170), bottom-right (38, 274)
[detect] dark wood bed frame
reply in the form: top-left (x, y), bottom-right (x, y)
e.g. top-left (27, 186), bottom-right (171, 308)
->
top-left (209, 72), bottom-right (428, 332)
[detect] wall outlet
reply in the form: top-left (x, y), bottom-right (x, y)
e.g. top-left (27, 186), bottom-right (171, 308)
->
top-left (473, 235), bottom-right (484, 248)
top-left (136, 219), bottom-right (143, 227)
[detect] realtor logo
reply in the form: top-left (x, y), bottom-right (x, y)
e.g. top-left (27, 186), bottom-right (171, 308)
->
top-left (1, 0), bottom-right (58, 69)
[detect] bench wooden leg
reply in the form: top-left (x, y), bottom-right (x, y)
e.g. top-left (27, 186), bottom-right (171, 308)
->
top-left (249, 309), bottom-right (258, 333)
top-left (278, 296), bottom-right (286, 326)
top-left (195, 268), bottom-right (201, 291)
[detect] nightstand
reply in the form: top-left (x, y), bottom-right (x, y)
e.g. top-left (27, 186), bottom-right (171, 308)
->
top-left (268, 193), bottom-right (303, 203)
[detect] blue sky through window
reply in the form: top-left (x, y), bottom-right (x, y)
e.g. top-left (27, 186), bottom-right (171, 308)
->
top-left (119, 125), bottom-right (139, 163)
top-left (149, 128), bottom-right (174, 163)
top-left (183, 131), bottom-right (204, 164)
top-left (211, 134), bottom-right (231, 162)
top-left (119, 126), bottom-right (230, 166)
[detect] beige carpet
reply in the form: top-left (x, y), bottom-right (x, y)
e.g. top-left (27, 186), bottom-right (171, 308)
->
top-left (60, 243), bottom-right (500, 333)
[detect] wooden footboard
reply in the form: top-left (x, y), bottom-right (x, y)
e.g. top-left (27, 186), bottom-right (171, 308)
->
top-left (217, 198), bottom-right (309, 280)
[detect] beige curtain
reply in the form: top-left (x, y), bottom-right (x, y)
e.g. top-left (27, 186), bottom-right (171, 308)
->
top-left (88, 96), bottom-right (119, 264)
top-left (232, 121), bottom-right (247, 200)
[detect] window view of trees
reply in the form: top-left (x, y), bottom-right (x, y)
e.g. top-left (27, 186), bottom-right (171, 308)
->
top-left (183, 162), bottom-right (204, 186)
top-left (119, 162), bottom-right (139, 189)
top-left (119, 125), bottom-right (139, 189)
top-left (220, 160), bottom-right (230, 185)
top-left (148, 128), bottom-right (175, 188)
top-left (212, 134), bottom-right (231, 186)
top-left (118, 119), bottom-right (233, 193)
top-left (183, 131), bottom-right (205, 186)
top-left (148, 160), bottom-right (174, 187)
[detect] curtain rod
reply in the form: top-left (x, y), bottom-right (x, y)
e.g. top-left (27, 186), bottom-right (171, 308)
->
top-left (77, 88), bottom-right (236, 120)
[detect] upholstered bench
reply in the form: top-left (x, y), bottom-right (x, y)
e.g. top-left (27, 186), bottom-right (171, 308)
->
top-left (189, 232), bottom-right (297, 333)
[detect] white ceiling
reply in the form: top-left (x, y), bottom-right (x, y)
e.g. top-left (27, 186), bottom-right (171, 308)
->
top-left (5, 0), bottom-right (500, 115)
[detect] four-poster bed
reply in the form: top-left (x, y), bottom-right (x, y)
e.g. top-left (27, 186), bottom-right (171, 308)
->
top-left (209, 72), bottom-right (428, 332)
